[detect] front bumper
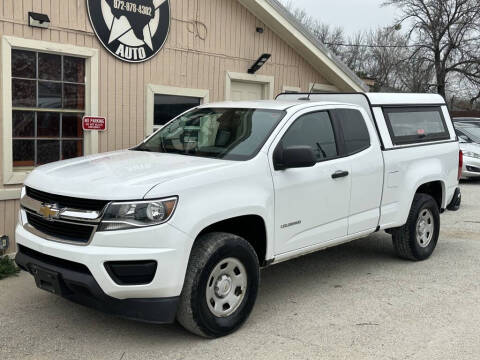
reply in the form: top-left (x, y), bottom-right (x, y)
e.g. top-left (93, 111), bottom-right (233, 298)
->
top-left (462, 156), bottom-right (480, 178)
top-left (15, 209), bottom-right (193, 300)
top-left (15, 245), bottom-right (179, 323)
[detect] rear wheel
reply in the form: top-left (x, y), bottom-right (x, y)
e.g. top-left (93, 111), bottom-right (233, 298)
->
top-left (392, 193), bottom-right (440, 261)
top-left (176, 232), bottom-right (259, 338)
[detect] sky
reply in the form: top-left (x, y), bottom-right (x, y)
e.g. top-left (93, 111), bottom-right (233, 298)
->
top-left (284, 0), bottom-right (400, 36)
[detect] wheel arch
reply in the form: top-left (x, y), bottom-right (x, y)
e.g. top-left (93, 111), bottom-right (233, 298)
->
top-left (415, 180), bottom-right (445, 210)
top-left (195, 215), bottom-right (269, 267)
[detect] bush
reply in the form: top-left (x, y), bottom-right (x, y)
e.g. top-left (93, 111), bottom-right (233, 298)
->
top-left (0, 255), bottom-right (20, 280)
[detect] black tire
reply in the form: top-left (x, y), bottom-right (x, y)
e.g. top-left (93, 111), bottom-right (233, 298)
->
top-left (176, 232), bottom-right (260, 338)
top-left (391, 193), bottom-right (440, 261)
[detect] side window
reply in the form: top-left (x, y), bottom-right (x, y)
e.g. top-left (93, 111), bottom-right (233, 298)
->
top-left (281, 111), bottom-right (338, 162)
top-left (333, 109), bottom-right (371, 155)
top-left (383, 107), bottom-right (449, 145)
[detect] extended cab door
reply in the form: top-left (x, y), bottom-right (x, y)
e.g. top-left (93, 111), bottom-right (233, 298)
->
top-left (330, 108), bottom-right (384, 234)
top-left (270, 109), bottom-right (352, 255)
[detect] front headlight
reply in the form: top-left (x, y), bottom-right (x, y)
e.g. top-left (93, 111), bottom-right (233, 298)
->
top-left (98, 197), bottom-right (178, 231)
top-left (463, 151), bottom-right (480, 159)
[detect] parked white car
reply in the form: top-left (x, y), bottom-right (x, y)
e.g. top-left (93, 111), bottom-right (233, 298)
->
top-left (455, 122), bottom-right (480, 179)
top-left (16, 93), bottom-right (461, 337)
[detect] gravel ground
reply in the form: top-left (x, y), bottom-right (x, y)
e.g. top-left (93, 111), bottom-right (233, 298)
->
top-left (1, 181), bottom-right (480, 360)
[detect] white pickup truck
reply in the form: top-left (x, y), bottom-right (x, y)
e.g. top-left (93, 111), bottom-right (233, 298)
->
top-left (15, 92), bottom-right (461, 338)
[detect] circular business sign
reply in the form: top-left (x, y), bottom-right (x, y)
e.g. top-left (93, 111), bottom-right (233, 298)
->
top-left (87, 0), bottom-right (170, 63)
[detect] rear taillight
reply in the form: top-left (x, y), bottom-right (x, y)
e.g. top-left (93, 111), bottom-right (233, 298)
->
top-left (458, 150), bottom-right (463, 180)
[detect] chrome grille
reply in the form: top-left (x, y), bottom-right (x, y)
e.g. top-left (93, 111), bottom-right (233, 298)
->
top-left (26, 212), bottom-right (94, 244)
top-left (21, 187), bottom-right (109, 245)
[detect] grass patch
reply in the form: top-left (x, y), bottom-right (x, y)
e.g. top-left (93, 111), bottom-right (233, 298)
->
top-left (0, 255), bottom-right (20, 280)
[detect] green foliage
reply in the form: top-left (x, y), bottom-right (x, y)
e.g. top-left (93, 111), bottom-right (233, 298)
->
top-left (0, 255), bottom-right (20, 280)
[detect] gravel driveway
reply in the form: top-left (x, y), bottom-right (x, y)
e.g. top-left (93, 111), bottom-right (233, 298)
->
top-left (1, 181), bottom-right (479, 360)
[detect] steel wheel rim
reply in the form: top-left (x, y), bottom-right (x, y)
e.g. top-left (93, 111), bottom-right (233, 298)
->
top-left (416, 208), bottom-right (434, 248)
top-left (206, 257), bottom-right (247, 317)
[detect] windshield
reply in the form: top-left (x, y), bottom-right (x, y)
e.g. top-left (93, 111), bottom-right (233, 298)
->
top-left (134, 107), bottom-right (286, 160)
top-left (457, 126), bottom-right (480, 143)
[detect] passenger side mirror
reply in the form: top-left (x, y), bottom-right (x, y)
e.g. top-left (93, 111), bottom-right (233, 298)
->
top-left (274, 145), bottom-right (317, 171)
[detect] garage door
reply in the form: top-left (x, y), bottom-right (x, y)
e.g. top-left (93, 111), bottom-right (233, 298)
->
top-left (230, 81), bottom-right (265, 101)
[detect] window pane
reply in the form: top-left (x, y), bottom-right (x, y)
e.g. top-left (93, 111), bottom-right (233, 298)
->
top-left (62, 140), bottom-right (83, 160)
top-left (62, 114), bottom-right (84, 138)
top-left (282, 112), bottom-right (337, 161)
top-left (154, 94), bottom-right (201, 126)
top-left (63, 83), bottom-right (85, 110)
top-left (12, 111), bottom-right (35, 137)
top-left (37, 140), bottom-right (60, 165)
top-left (389, 110), bottom-right (445, 136)
top-left (12, 50), bottom-right (36, 79)
top-left (38, 53), bottom-right (62, 81)
top-left (12, 79), bottom-right (36, 107)
top-left (13, 140), bottom-right (34, 167)
top-left (38, 81), bottom-right (62, 108)
top-left (37, 112), bottom-right (60, 137)
top-left (64, 56), bottom-right (85, 83)
top-left (385, 107), bottom-right (449, 144)
top-left (455, 125), bottom-right (480, 143)
top-left (335, 109), bottom-right (370, 155)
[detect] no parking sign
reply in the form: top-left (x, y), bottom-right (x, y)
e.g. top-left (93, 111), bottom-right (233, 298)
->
top-left (82, 116), bottom-right (107, 131)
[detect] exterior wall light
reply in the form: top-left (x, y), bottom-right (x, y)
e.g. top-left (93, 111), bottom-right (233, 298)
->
top-left (248, 53), bottom-right (271, 74)
top-left (0, 235), bottom-right (9, 252)
top-left (28, 12), bottom-right (51, 29)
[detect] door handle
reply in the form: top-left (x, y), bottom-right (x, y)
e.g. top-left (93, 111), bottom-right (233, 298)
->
top-left (331, 170), bottom-right (349, 179)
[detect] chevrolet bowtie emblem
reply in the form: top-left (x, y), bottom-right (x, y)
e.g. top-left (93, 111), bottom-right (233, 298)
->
top-left (38, 204), bottom-right (61, 221)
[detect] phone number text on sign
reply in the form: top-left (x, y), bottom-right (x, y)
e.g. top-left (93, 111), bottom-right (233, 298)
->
top-left (83, 116), bottom-right (107, 131)
top-left (112, 0), bottom-right (153, 16)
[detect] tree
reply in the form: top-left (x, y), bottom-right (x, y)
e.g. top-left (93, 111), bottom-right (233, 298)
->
top-left (282, 1), bottom-right (345, 58)
top-left (384, 0), bottom-right (480, 100)
top-left (280, 0), bottom-right (430, 93)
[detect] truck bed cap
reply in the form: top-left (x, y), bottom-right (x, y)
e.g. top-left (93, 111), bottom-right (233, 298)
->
top-left (365, 93), bottom-right (445, 106)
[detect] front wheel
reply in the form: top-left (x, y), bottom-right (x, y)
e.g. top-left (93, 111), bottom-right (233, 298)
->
top-left (391, 193), bottom-right (440, 261)
top-left (176, 232), bottom-right (259, 338)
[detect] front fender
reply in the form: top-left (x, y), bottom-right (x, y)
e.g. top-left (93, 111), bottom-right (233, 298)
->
top-left (145, 154), bottom-right (275, 260)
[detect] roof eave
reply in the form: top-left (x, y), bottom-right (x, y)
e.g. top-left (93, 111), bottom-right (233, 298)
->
top-left (237, 0), bottom-right (368, 92)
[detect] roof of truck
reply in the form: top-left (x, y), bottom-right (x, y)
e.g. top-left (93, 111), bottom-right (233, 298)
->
top-left (199, 100), bottom-right (346, 111)
top-left (201, 93), bottom-right (446, 111)
top-left (274, 92), bottom-right (446, 105)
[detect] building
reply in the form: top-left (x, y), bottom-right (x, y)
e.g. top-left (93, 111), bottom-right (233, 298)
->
top-left (0, 0), bottom-right (366, 254)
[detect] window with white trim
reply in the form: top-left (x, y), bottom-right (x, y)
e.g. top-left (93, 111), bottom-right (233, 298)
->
top-left (11, 50), bottom-right (85, 168)
top-left (145, 85), bottom-right (210, 136)
top-left (154, 94), bottom-right (201, 128)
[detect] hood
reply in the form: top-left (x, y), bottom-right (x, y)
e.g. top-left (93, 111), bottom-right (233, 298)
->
top-left (24, 150), bottom-right (233, 200)
top-left (460, 142), bottom-right (480, 154)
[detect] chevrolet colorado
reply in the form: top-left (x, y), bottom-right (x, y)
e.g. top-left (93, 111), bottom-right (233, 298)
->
top-left (15, 92), bottom-right (461, 337)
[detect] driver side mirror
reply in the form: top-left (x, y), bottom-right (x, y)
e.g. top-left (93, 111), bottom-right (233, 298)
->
top-left (274, 145), bottom-right (317, 171)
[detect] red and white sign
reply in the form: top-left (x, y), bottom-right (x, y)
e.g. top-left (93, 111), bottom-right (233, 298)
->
top-left (82, 116), bottom-right (107, 131)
